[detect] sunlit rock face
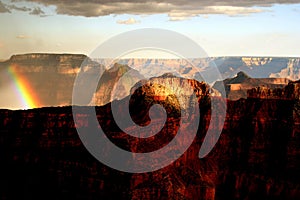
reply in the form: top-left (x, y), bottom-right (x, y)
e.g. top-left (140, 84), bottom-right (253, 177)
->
top-left (129, 73), bottom-right (211, 110)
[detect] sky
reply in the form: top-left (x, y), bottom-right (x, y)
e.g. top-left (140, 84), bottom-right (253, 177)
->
top-left (0, 0), bottom-right (300, 59)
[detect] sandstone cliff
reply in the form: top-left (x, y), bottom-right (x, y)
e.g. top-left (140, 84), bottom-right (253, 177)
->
top-left (1, 81), bottom-right (300, 199)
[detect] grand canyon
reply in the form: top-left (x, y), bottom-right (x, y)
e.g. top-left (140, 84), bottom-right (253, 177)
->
top-left (1, 54), bottom-right (300, 199)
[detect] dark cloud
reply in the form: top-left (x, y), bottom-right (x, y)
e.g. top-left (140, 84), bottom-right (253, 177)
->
top-left (0, 1), bottom-right (11, 13)
top-left (9, 0), bottom-right (300, 19)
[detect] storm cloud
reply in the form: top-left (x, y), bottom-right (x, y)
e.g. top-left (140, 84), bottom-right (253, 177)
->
top-left (8, 0), bottom-right (300, 19)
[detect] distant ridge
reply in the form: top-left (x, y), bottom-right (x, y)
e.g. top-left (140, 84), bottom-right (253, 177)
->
top-left (95, 56), bottom-right (300, 81)
top-left (2, 54), bottom-right (300, 80)
top-left (1, 53), bottom-right (300, 109)
top-left (213, 71), bottom-right (290, 100)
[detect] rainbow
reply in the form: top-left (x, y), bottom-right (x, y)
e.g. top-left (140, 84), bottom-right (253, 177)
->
top-left (7, 65), bottom-right (40, 109)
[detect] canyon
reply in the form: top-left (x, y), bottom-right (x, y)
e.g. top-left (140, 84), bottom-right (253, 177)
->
top-left (1, 54), bottom-right (300, 109)
top-left (0, 76), bottom-right (300, 199)
top-left (96, 57), bottom-right (300, 80)
top-left (1, 53), bottom-right (300, 199)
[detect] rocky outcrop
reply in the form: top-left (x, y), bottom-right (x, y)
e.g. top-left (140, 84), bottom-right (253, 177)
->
top-left (129, 73), bottom-right (211, 110)
top-left (91, 65), bottom-right (218, 106)
top-left (247, 80), bottom-right (300, 100)
top-left (213, 71), bottom-right (290, 100)
top-left (91, 63), bottom-right (144, 106)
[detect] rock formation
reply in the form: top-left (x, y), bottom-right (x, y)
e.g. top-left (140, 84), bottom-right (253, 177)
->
top-left (213, 71), bottom-right (290, 100)
top-left (247, 79), bottom-right (300, 100)
top-left (91, 63), bottom-right (144, 106)
top-left (1, 75), bottom-right (300, 199)
top-left (0, 53), bottom-right (103, 109)
top-left (2, 54), bottom-right (300, 109)
top-left (97, 57), bottom-right (300, 81)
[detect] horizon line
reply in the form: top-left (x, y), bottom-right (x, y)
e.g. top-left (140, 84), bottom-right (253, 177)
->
top-left (1, 52), bottom-right (300, 61)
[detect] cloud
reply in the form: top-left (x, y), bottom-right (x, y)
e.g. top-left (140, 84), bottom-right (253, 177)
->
top-left (117, 17), bottom-right (140, 24)
top-left (7, 0), bottom-right (300, 19)
top-left (16, 35), bottom-right (30, 39)
top-left (29, 7), bottom-right (45, 15)
top-left (0, 1), bottom-right (10, 13)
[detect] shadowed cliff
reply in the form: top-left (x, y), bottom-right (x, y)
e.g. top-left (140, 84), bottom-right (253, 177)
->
top-left (0, 81), bottom-right (300, 199)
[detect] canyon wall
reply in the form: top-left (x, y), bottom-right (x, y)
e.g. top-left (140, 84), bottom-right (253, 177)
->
top-left (97, 57), bottom-right (300, 80)
top-left (1, 54), bottom-right (300, 199)
top-left (2, 54), bottom-right (300, 109)
top-left (0, 92), bottom-right (300, 199)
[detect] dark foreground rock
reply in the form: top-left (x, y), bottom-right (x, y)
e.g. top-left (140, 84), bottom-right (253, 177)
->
top-left (0, 97), bottom-right (300, 199)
